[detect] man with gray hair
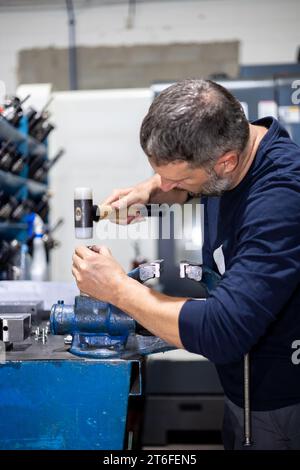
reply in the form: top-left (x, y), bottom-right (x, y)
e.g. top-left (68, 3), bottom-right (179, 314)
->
top-left (72, 79), bottom-right (300, 450)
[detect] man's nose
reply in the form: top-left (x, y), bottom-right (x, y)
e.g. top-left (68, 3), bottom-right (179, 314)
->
top-left (160, 179), bottom-right (178, 192)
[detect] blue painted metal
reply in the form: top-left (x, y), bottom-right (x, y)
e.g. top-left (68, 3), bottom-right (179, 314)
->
top-left (0, 262), bottom-right (218, 450)
top-left (50, 263), bottom-right (171, 359)
top-left (239, 63), bottom-right (300, 79)
top-left (127, 266), bottom-right (141, 281)
top-left (51, 296), bottom-right (135, 358)
top-left (0, 115), bottom-right (47, 244)
top-left (0, 115), bottom-right (47, 157)
top-left (51, 296), bottom-right (135, 336)
top-left (180, 261), bottom-right (221, 295)
top-left (50, 294), bottom-right (171, 359)
top-left (0, 359), bottom-right (133, 450)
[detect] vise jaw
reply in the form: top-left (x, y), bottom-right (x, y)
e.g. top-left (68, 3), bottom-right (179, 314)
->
top-left (180, 261), bottom-right (221, 294)
top-left (180, 261), bottom-right (203, 282)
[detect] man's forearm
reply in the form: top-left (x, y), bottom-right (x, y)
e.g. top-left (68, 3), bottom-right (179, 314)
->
top-left (115, 276), bottom-right (187, 348)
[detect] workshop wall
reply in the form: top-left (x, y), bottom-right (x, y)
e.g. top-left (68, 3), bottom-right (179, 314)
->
top-left (48, 88), bottom-right (157, 281)
top-left (18, 42), bottom-right (239, 91)
top-left (0, 0), bottom-right (299, 93)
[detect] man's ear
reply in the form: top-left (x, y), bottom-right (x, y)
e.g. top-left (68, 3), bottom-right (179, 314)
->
top-left (214, 152), bottom-right (239, 175)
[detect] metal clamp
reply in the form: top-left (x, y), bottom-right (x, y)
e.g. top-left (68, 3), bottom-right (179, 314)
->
top-left (139, 259), bottom-right (164, 282)
top-left (180, 261), bottom-right (203, 282)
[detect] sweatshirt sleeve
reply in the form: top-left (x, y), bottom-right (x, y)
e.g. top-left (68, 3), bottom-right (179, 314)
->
top-left (179, 178), bottom-right (300, 364)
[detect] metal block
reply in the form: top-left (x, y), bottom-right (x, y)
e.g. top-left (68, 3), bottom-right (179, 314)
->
top-left (0, 313), bottom-right (31, 342)
top-left (0, 301), bottom-right (43, 324)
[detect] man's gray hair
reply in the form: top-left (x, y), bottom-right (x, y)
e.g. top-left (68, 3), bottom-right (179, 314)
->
top-left (140, 79), bottom-right (249, 168)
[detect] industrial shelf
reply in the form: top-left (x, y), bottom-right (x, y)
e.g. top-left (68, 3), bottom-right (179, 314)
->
top-left (0, 110), bottom-right (49, 248)
top-left (0, 222), bottom-right (28, 241)
top-left (0, 222), bottom-right (28, 230)
top-left (0, 170), bottom-right (47, 197)
top-left (0, 116), bottom-right (47, 158)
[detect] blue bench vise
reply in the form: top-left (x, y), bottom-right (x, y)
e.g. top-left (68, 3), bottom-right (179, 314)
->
top-left (50, 259), bottom-right (221, 359)
top-left (50, 259), bottom-right (171, 359)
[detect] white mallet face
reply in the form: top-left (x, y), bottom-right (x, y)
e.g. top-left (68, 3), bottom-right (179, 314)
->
top-left (74, 187), bottom-right (93, 239)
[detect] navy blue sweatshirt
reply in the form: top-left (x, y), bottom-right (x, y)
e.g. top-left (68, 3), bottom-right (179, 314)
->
top-left (179, 117), bottom-right (300, 411)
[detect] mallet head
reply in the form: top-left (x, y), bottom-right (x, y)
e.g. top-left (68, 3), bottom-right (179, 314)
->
top-left (74, 187), bottom-right (93, 239)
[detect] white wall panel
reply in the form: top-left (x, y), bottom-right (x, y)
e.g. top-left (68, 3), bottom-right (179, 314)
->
top-left (48, 88), bottom-right (157, 281)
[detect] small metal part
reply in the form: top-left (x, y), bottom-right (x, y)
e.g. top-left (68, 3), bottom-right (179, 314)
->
top-left (33, 325), bottom-right (50, 343)
top-left (180, 261), bottom-right (203, 282)
top-left (41, 328), bottom-right (47, 344)
top-left (139, 259), bottom-right (163, 282)
top-left (45, 322), bottom-right (50, 336)
top-left (34, 326), bottom-right (40, 341)
top-left (64, 334), bottom-right (73, 345)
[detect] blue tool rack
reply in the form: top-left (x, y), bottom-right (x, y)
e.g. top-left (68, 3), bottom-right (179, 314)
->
top-left (0, 114), bottom-right (48, 243)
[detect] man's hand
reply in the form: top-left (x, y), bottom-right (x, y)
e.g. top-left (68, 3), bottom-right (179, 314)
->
top-left (72, 245), bottom-right (186, 349)
top-left (102, 173), bottom-right (189, 225)
top-left (102, 175), bottom-right (160, 224)
top-left (72, 245), bottom-right (127, 304)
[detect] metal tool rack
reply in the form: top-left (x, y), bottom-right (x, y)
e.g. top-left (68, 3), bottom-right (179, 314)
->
top-left (0, 114), bottom-right (48, 245)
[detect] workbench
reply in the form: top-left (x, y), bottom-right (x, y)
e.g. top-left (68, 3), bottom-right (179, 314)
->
top-left (0, 333), bottom-right (141, 450)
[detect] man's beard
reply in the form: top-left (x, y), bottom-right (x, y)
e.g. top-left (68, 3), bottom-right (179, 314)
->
top-left (198, 168), bottom-right (232, 197)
